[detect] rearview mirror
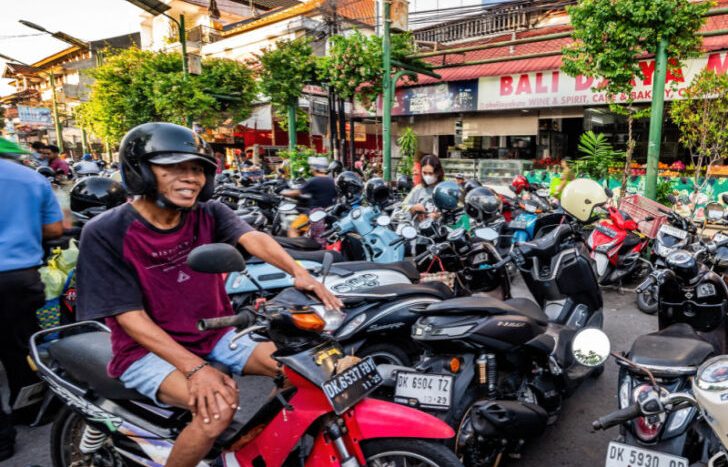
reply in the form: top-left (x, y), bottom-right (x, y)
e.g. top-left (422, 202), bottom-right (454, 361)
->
top-left (722, 193), bottom-right (728, 205)
top-left (401, 225), bottom-right (417, 240)
top-left (279, 202), bottom-right (297, 212)
top-left (473, 227), bottom-right (499, 242)
top-left (667, 194), bottom-right (677, 204)
top-left (188, 243), bottom-right (246, 274)
top-left (309, 210), bottom-right (327, 223)
top-left (376, 215), bottom-right (392, 227)
top-left (571, 328), bottom-right (610, 367)
top-left (706, 202), bottom-right (725, 221)
top-left (604, 187), bottom-right (614, 198)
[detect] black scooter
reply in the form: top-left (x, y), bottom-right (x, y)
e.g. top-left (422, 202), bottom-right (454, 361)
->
top-left (597, 241), bottom-right (728, 467)
top-left (377, 224), bottom-right (607, 465)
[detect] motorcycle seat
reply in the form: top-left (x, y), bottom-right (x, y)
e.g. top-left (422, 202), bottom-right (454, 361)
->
top-left (420, 296), bottom-right (548, 326)
top-left (335, 260), bottom-right (420, 282)
top-left (628, 323), bottom-right (715, 370)
top-left (517, 224), bottom-right (571, 259)
top-left (49, 332), bottom-right (146, 401)
top-left (273, 236), bottom-right (322, 251)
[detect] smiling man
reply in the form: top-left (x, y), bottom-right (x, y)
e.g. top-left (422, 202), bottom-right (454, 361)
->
top-left (76, 122), bottom-right (341, 467)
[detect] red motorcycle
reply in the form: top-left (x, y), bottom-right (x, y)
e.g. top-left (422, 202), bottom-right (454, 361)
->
top-left (586, 206), bottom-right (651, 285)
top-left (30, 244), bottom-right (461, 467)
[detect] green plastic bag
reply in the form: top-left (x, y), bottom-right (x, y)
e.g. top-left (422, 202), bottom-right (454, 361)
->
top-left (56, 238), bottom-right (79, 276)
top-left (39, 254), bottom-right (67, 300)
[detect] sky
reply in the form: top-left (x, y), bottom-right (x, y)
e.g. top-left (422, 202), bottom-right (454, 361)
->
top-left (0, 0), bottom-right (143, 96)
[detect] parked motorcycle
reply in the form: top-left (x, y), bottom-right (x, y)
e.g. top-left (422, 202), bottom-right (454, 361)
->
top-left (30, 243), bottom-right (462, 467)
top-left (587, 205), bottom-right (651, 287)
top-left (594, 242), bottom-right (728, 466)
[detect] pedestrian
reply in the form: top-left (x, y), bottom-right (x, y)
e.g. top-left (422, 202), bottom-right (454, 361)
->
top-left (0, 137), bottom-right (64, 461)
top-left (43, 144), bottom-right (70, 177)
top-left (30, 142), bottom-right (48, 167)
top-left (213, 151), bottom-right (225, 174)
top-left (401, 154), bottom-right (444, 220)
top-left (281, 156), bottom-right (337, 239)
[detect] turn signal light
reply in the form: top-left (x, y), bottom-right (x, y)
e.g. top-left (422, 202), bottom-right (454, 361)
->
top-left (449, 357), bottom-right (461, 373)
top-left (291, 311), bottom-right (326, 332)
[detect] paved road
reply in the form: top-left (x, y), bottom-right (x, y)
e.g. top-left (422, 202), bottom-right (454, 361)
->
top-left (5, 287), bottom-right (653, 467)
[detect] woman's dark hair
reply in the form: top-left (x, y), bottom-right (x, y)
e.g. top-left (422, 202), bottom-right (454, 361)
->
top-left (420, 155), bottom-right (444, 186)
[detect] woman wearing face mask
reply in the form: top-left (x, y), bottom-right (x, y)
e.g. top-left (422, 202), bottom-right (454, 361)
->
top-left (402, 154), bottom-right (444, 219)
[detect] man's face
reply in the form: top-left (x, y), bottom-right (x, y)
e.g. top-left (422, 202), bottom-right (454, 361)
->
top-left (39, 148), bottom-right (51, 159)
top-left (150, 160), bottom-right (206, 209)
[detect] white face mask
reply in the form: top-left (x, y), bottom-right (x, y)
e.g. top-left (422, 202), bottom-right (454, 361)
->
top-left (423, 174), bottom-right (437, 186)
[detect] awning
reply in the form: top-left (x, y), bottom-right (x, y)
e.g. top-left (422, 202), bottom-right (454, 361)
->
top-left (415, 55), bottom-right (563, 85)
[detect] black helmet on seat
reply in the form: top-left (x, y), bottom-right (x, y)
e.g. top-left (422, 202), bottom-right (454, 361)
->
top-left (36, 166), bottom-right (55, 179)
top-left (119, 122), bottom-right (217, 208)
top-left (463, 178), bottom-right (482, 196)
top-left (365, 177), bottom-right (391, 206)
top-left (70, 176), bottom-right (128, 222)
top-left (336, 171), bottom-right (364, 200)
top-left (396, 175), bottom-right (413, 193)
top-left (665, 250), bottom-right (699, 284)
top-left (465, 187), bottom-right (502, 223)
top-left (432, 181), bottom-right (461, 211)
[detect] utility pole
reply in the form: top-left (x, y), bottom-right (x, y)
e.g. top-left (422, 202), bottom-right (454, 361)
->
top-left (644, 38), bottom-right (668, 200)
top-left (288, 100), bottom-right (297, 150)
top-left (382, 0), bottom-right (393, 181)
top-left (48, 70), bottom-right (64, 153)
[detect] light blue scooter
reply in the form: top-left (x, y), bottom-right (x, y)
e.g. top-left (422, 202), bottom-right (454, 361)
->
top-left (325, 206), bottom-right (409, 263)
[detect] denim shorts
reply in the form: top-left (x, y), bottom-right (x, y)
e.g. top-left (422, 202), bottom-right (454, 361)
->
top-left (119, 330), bottom-right (258, 406)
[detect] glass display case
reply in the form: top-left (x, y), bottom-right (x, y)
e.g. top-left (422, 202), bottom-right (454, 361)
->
top-left (478, 159), bottom-right (534, 185)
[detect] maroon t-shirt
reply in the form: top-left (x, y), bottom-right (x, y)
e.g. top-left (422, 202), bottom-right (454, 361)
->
top-left (76, 200), bottom-right (252, 377)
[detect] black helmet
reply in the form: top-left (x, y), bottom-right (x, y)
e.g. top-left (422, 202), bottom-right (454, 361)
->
top-left (36, 166), bottom-right (55, 179)
top-left (119, 122), bottom-right (217, 205)
top-left (463, 178), bottom-right (482, 196)
top-left (70, 176), bottom-right (128, 222)
top-left (328, 159), bottom-right (343, 176)
top-left (465, 187), bottom-right (502, 223)
top-left (365, 177), bottom-right (390, 206)
top-left (432, 181), bottom-right (461, 211)
top-left (396, 175), bottom-right (413, 193)
top-left (665, 250), bottom-right (699, 284)
top-left (336, 171), bottom-right (364, 200)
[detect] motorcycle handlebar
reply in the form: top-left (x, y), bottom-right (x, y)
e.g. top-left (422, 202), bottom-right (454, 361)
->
top-left (322, 228), bottom-right (338, 238)
top-left (197, 312), bottom-right (254, 331)
top-left (592, 403), bottom-right (643, 431)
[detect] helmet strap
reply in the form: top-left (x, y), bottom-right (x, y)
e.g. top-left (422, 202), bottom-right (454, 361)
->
top-left (154, 193), bottom-right (194, 213)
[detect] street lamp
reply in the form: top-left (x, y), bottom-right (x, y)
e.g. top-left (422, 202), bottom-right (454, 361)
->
top-left (124, 0), bottom-right (189, 76)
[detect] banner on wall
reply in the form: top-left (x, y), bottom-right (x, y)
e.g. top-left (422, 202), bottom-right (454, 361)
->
top-left (477, 52), bottom-right (728, 111)
top-left (393, 79), bottom-right (478, 116)
top-left (17, 105), bottom-right (52, 125)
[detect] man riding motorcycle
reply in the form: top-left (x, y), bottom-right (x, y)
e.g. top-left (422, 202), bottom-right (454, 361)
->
top-left (76, 122), bottom-right (341, 467)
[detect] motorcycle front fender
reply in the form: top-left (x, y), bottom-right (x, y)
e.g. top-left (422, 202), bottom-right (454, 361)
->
top-left (346, 398), bottom-right (455, 440)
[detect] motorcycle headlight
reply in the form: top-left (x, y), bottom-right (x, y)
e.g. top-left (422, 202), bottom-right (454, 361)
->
top-left (619, 375), bottom-right (632, 409)
top-left (336, 313), bottom-right (367, 338)
top-left (311, 305), bottom-right (346, 332)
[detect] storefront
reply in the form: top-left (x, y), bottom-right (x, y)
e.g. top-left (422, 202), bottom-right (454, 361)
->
top-left (392, 50), bottom-right (728, 185)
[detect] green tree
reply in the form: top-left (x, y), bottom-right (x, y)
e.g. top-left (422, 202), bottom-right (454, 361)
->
top-left (396, 127), bottom-right (417, 176)
top-left (257, 38), bottom-right (318, 148)
top-left (562, 0), bottom-right (710, 197)
top-left (77, 48), bottom-right (256, 145)
top-left (670, 70), bottom-right (728, 213)
top-left (573, 131), bottom-right (625, 184)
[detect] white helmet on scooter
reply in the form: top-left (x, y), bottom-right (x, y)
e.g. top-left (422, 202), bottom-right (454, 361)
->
top-left (560, 178), bottom-right (609, 222)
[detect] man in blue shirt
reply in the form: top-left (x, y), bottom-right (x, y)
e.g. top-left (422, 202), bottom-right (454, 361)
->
top-left (0, 137), bottom-right (63, 461)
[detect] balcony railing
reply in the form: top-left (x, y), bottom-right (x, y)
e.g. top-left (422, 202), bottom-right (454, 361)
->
top-left (413, 5), bottom-right (529, 44)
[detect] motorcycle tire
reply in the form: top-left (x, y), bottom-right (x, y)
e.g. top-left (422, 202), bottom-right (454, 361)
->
top-left (358, 342), bottom-right (412, 367)
top-left (446, 386), bottom-right (503, 466)
top-left (51, 406), bottom-right (124, 467)
top-left (362, 438), bottom-right (461, 467)
top-left (636, 286), bottom-right (658, 315)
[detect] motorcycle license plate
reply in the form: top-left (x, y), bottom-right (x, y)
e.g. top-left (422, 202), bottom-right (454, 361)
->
top-left (605, 441), bottom-right (688, 467)
top-left (321, 357), bottom-right (383, 415)
top-left (394, 372), bottom-right (453, 410)
top-left (658, 224), bottom-right (687, 240)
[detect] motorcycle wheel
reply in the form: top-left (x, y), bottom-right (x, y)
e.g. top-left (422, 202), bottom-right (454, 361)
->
top-left (51, 406), bottom-right (125, 467)
top-left (636, 286), bottom-right (658, 315)
top-left (447, 387), bottom-right (502, 466)
top-left (362, 439), bottom-right (461, 467)
top-left (358, 342), bottom-right (412, 366)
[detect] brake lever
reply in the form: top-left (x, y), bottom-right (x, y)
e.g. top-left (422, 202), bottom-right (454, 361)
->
top-left (229, 325), bottom-right (267, 350)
